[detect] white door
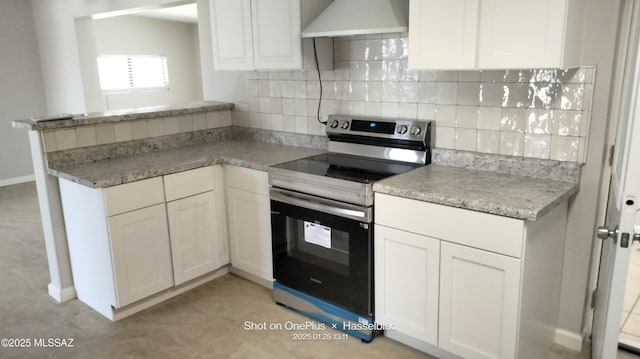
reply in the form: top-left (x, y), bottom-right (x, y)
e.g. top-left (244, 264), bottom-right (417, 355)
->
top-left (251, 0), bottom-right (302, 69)
top-left (374, 225), bottom-right (440, 345)
top-left (439, 241), bottom-right (521, 359)
top-left (408, 0), bottom-right (479, 70)
top-left (226, 187), bottom-right (273, 281)
top-left (167, 191), bottom-right (224, 285)
top-left (210, 0), bottom-right (254, 70)
top-left (477, 0), bottom-right (565, 69)
top-left (108, 204), bottom-right (174, 307)
top-left (592, 1), bottom-right (640, 356)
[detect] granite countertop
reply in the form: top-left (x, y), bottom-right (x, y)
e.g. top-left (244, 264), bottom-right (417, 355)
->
top-left (51, 140), bottom-right (324, 188)
top-left (13, 101), bottom-right (234, 131)
top-left (373, 165), bottom-right (579, 221)
top-left (50, 132), bottom-right (579, 221)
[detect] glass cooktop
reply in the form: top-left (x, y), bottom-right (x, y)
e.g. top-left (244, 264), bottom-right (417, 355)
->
top-left (272, 153), bottom-right (421, 184)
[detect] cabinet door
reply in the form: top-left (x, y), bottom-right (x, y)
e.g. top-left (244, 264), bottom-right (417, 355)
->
top-left (108, 204), bottom-right (173, 307)
top-left (251, 0), bottom-right (302, 69)
top-left (225, 165), bottom-right (270, 196)
top-left (210, 0), bottom-right (254, 70)
top-left (374, 225), bottom-right (440, 345)
top-left (408, 0), bottom-right (479, 70)
top-left (478, 0), bottom-right (566, 69)
top-left (439, 242), bottom-right (521, 359)
top-left (167, 191), bottom-right (227, 285)
top-left (226, 187), bottom-right (273, 281)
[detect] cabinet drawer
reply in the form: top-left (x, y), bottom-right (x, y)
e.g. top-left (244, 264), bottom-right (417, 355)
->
top-left (375, 193), bottom-right (524, 258)
top-left (104, 177), bottom-right (164, 217)
top-left (224, 165), bottom-right (269, 196)
top-left (164, 166), bottom-right (216, 202)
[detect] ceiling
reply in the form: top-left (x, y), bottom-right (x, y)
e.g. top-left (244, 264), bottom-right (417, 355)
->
top-left (134, 3), bottom-right (198, 24)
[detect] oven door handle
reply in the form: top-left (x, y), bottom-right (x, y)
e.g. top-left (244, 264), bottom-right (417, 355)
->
top-left (270, 188), bottom-right (372, 223)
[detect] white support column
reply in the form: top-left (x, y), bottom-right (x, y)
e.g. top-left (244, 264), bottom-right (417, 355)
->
top-left (28, 130), bottom-right (76, 302)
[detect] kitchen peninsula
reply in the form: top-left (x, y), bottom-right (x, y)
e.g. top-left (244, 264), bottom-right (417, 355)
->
top-left (14, 102), bottom-right (580, 358)
top-left (13, 101), bottom-right (326, 320)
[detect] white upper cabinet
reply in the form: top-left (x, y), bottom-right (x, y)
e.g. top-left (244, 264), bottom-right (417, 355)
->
top-left (408, 0), bottom-right (584, 70)
top-left (478, 0), bottom-right (583, 69)
top-left (210, 0), bottom-right (254, 70)
top-left (408, 0), bottom-right (479, 70)
top-left (251, 0), bottom-right (302, 69)
top-left (210, 0), bottom-right (332, 71)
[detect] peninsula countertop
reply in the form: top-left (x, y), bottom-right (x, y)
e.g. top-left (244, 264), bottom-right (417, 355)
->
top-left (50, 140), bottom-right (324, 188)
top-left (12, 101), bottom-right (234, 131)
top-left (373, 164), bottom-right (579, 221)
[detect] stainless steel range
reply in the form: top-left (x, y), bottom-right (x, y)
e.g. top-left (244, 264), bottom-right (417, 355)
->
top-left (268, 114), bottom-right (432, 342)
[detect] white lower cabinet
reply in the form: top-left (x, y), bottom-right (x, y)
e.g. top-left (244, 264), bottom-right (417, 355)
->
top-left (167, 191), bottom-right (228, 285)
top-left (59, 165), bottom-right (228, 320)
top-left (224, 165), bottom-right (273, 286)
top-left (374, 225), bottom-right (439, 345)
top-left (108, 203), bottom-right (174, 308)
top-left (375, 193), bottom-right (568, 359)
top-left (164, 166), bottom-right (228, 286)
top-left (439, 241), bottom-right (521, 359)
top-left (375, 223), bottom-right (521, 359)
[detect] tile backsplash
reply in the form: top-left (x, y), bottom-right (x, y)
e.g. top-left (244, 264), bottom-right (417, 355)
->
top-left (41, 110), bottom-right (232, 153)
top-left (234, 34), bottom-right (594, 163)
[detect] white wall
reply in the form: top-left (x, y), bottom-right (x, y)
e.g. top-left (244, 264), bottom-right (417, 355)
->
top-left (556, 0), bottom-right (623, 342)
top-left (31, 0), bottom-right (247, 115)
top-left (0, 0), bottom-right (47, 185)
top-left (79, 15), bottom-right (203, 112)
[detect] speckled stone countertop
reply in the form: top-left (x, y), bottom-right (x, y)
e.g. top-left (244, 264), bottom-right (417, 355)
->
top-left (13, 101), bottom-right (234, 131)
top-left (47, 125), bottom-right (579, 220)
top-left (373, 165), bottom-right (579, 221)
top-left (51, 140), bottom-right (323, 188)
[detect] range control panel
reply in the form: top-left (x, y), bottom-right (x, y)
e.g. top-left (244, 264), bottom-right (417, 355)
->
top-left (325, 114), bottom-right (432, 143)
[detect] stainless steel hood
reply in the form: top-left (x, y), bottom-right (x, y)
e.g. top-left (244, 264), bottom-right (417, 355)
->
top-left (301, 0), bottom-right (409, 38)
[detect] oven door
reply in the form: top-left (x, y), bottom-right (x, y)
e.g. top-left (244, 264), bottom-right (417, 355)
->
top-left (270, 188), bottom-right (373, 317)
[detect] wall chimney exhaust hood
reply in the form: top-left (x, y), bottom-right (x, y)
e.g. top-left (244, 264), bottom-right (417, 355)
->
top-left (301, 0), bottom-right (409, 38)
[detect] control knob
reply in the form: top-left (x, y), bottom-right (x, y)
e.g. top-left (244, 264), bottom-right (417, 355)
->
top-left (410, 126), bottom-right (422, 136)
top-left (340, 120), bottom-right (350, 129)
top-left (397, 125), bottom-right (408, 135)
top-left (329, 119), bottom-right (339, 128)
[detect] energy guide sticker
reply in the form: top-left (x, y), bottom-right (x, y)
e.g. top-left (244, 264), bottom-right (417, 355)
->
top-left (303, 221), bottom-right (331, 249)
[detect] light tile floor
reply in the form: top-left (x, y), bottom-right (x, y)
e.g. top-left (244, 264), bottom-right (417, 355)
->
top-left (621, 246), bottom-right (640, 349)
top-left (0, 182), bottom-right (637, 358)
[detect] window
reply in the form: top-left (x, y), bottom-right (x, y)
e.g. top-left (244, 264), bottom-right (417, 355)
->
top-left (97, 55), bottom-right (169, 92)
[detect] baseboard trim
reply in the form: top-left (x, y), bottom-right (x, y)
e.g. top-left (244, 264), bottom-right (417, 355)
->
top-left (0, 175), bottom-right (34, 187)
top-left (48, 283), bottom-right (77, 303)
top-left (384, 331), bottom-right (464, 359)
top-left (555, 328), bottom-right (584, 351)
top-left (229, 266), bottom-right (273, 289)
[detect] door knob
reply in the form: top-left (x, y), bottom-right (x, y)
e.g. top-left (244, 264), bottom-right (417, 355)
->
top-left (597, 226), bottom-right (618, 240)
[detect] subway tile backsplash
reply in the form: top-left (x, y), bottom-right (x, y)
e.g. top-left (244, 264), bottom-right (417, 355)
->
top-left (42, 110), bottom-right (233, 154)
top-left (234, 34), bottom-right (594, 163)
